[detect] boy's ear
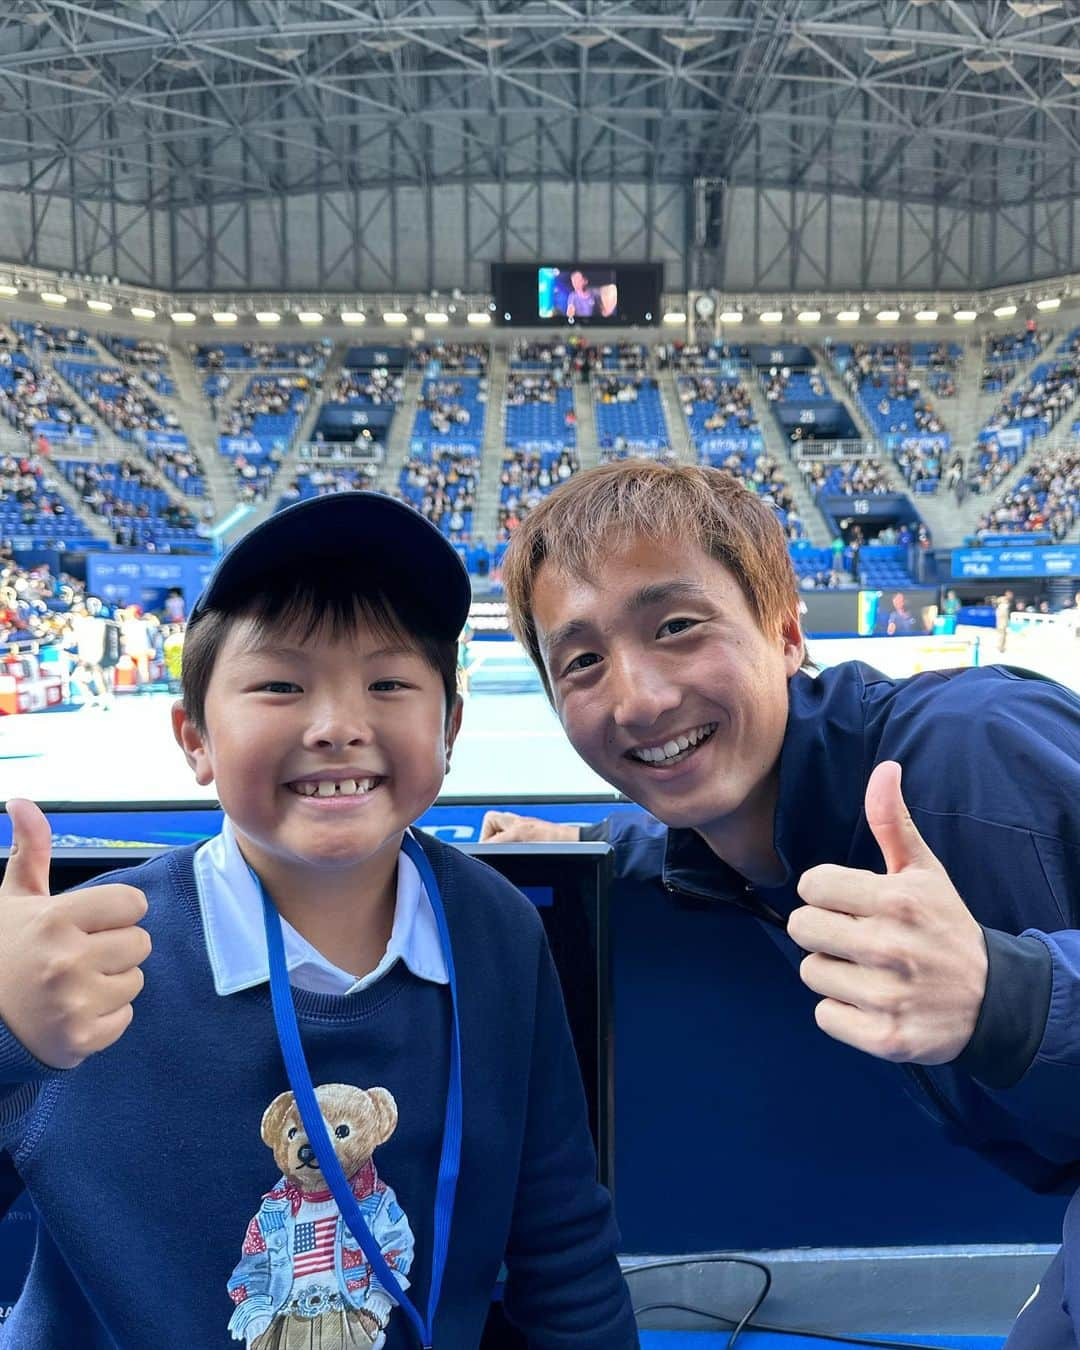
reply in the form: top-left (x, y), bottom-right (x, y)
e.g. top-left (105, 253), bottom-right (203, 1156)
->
top-left (444, 694), bottom-right (464, 766)
top-left (171, 700), bottom-right (215, 787)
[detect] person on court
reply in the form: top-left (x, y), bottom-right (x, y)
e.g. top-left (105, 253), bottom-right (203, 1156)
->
top-left (489, 459), bottom-right (1080, 1348)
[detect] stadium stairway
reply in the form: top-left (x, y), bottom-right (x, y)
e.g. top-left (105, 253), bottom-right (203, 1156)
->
top-left (743, 370), bottom-right (831, 549)
top-left (373, 362), bottom-right (425, 498)
top-left (816, 358), bottom-right (877, 450)
top-left (658, 367), bottom-right (694, 464)
top-left (474, 347), bottom-right (509, 546)
top-left (575, 375), bottom-right (601, 469)
top-left (170, 347), bottom-right (232, 518)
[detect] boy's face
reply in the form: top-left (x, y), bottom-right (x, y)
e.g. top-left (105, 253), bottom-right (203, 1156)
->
top-left (173, 612), bottom-right (461, 888)
top-left (530, 535), bottom-right (802, 852)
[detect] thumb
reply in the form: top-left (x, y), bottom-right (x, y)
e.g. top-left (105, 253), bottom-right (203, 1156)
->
top-left (2, 798), bottom-right (53, 897)
top-left (864, 762), bottom-right (935, 875)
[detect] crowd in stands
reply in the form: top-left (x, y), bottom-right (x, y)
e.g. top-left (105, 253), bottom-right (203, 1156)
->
top-left (278, 466), bottom-right (379, 505)
top-left (11, 321), bottom-right (94, 356)
top-left (396, 451), bottom-right (477, 540)
top-left (764, 366), bottom-right (827, 401)
top-left (146, 442), bottom-right (205, 497)
top-left (496, 448), bottom-right (579, 539)
top-left (679, 375), bottom-right (757, 433)
top-left (61, 459), bottom-right (206, 549)
top-left (221, 374), bottom-right (310, 433)
top-left (656, 341), bottom-right (741, 371)
top-left (981, 355), bottom-right (1080, 441)
top-left (193, 341), bottom-right (327, 371)
top-left (413, 343), bottom-right (489, 373)
top-left (0, 338), bottom-right (93, 442)
top-left (417, 378), bottom-right (484, 434)
top-left (0, 453), bottom-right (75, 534)
top-left (800, 456), bottom-right (891, 499)
top-left (328, 367), bottom-right (404, 405)
top-left (974, 448), bottom-right (1080, 541)
top-left (57, 362), bottom-right (181, 439)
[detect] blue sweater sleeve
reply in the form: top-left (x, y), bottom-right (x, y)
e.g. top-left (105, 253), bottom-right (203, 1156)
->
top-left (501, 937), bottom-right (638, 1348)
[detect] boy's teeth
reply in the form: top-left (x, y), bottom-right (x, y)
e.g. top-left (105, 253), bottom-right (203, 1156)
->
top-left (293, 778), bottom-right (374, 797)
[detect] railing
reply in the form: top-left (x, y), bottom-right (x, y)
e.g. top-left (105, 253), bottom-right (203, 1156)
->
top-left (297, 441), bottom-right (385, 464)
top-left (791, 438), bottom-right (875, 460)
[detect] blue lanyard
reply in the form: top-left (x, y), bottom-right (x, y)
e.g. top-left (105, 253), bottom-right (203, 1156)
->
top-left (257, 833), bottom-right (463, 1350)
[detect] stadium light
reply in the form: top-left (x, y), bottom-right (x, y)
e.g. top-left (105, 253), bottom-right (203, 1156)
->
top-left (796, 310), bottom-right (821, 323)
top-left (212, 310), bottom-right (238, 324)
top-left (170, 311), bottom-right (197, 324)
top-left (383, 311), bottom-right (408, 324)
top-left (1036, 297), bottom-right (1061, 311)
top-left (424, 312), bottom-right (449, 324)
top-left (86, 299), bottom-right (113, 312)
top-left (759, 310), bottom-right (783, 324)
top-left (255, 311), bottom-right (281, 324)
top-left (835, 310), bottom-right (861, 322)
top-left (876, 309), bottom-right (900, 322)
top-left (953, 309), bottom-right (978, 322)
top-left (297, 311), bottom-right (323, 323)
top-left (466, 312), bottom-right (491, 325)
top-left (719, 310), bottom-right (743, 323)
top-left (339, 311), bottom-right (366, 324)
top-left (915, 310), bottom-right (939, 321)
top-left (130, 306), bottom-right (155, 320)
top-left (993, 304), bottom-right (1017, 318)
top-left (662, 310), bottom-right (687, 324)
top-left (40, 291), bottom-right (68, 305)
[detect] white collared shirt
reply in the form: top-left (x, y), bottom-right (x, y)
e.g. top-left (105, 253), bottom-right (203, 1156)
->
top-left (192, 818), bottom-right (449, 997)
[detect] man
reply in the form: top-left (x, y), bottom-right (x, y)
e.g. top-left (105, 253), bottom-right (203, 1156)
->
top-left (486, 459), bottom-right (1080, 1348)
top-left (886, 591), bottom-right (916, 636)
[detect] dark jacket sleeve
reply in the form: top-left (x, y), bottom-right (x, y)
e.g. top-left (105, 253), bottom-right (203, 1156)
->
top-left (579, 810), bottom-right (667, 883)
top-left (873, 668), bottom-right (1080, 1187)
top-left (501, 937), bottom-right (638, 1348)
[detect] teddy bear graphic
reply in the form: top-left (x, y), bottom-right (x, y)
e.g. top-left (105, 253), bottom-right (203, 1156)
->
top-left (227, 1083), bottom-right (414, 1350)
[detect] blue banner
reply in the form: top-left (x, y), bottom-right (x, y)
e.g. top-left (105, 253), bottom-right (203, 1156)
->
top-left (143, 430), bottom-right (188, 451)
top-left (33, 421), bottom-right (95, 444)
top-left (952, 545), bottom-right (1080, 579)
top-left (87, 552), bottom-right (217, 612)
top-left (697, 433), bottom-right (764, 456)
top-left (218, 435), bottom-right (269, 460)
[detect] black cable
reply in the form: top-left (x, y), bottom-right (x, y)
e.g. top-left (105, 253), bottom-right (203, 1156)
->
top-left (625, 1253), bottom-right (957, 1350)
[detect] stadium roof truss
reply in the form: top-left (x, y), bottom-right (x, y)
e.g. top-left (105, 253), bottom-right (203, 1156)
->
top-left (0, 0), bottom-right (1077, 293)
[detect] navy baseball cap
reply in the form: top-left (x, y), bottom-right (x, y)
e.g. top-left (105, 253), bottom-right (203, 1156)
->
top-left (188, 491), bottom-right (472, 639)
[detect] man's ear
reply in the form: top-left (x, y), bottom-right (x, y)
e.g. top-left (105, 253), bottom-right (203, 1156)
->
top-left (444, 694), bottom-right (464, 767)
top-left (171, 700), bottom-right (215, 787)
top-left (780, 609), bottom-right (806, 676)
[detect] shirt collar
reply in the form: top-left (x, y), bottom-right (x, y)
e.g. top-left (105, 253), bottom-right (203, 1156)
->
top-left (193, 817), bottom-right (449, 997)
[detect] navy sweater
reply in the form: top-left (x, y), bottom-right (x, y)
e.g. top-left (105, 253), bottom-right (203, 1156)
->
top-left (0, 832), bottom-right (637, 1348)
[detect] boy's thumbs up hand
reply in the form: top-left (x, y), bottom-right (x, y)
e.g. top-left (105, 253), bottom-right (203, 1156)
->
top-left (787, 762), bottom-right (988, 1066)
top-left (0, 798), bottom-right (152, 1070)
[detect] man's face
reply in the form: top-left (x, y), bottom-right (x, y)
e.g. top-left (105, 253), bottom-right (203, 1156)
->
top-left (531, 537), bottom-right (803, 849)
top-left (173, 613), bottom-right (460, 891)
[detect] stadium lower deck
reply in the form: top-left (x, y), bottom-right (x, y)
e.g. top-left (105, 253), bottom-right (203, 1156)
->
top-left (1, 633), bottom-right (1075, 813)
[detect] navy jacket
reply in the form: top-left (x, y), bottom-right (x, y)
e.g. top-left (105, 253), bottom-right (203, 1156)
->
top-left (0, 831), bottom-right (637, 1348)
top-left (586, 660), bottom-right (1080, 1343)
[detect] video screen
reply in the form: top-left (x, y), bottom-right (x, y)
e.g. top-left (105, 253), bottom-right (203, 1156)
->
top-left (493, 261), bottom-right (662, 326)
top-left (538, 266), bottom-right (618, 321)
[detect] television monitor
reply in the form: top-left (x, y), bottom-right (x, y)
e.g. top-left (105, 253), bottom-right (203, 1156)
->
top-left (492, 261), bottom-right (662, 326)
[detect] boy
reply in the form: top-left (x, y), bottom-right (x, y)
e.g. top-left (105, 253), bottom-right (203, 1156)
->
top-left (0, 492), bottom-right (637, 1348)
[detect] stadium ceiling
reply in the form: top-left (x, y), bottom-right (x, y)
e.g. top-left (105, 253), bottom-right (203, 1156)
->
top-left (0, 0), bottom-right (1078, 212)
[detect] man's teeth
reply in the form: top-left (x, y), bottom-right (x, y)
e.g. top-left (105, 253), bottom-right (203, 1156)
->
top-left (290, 778), bottom-right (378, 797)
top-left (631, 724), bottom-right (716, 764)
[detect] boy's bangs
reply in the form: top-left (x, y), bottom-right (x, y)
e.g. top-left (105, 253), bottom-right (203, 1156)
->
top-left (238, 580), bottom-right (421, 656)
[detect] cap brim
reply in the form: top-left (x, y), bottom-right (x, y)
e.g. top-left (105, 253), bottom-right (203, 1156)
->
top-left (189, 492), bottom-right (472, 639)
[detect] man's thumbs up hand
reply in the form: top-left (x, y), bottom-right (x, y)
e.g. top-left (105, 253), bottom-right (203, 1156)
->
top-left (787, 762), bottom-right (988, 1066)
top-left (0, 798), bottom-right (151, 1070)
